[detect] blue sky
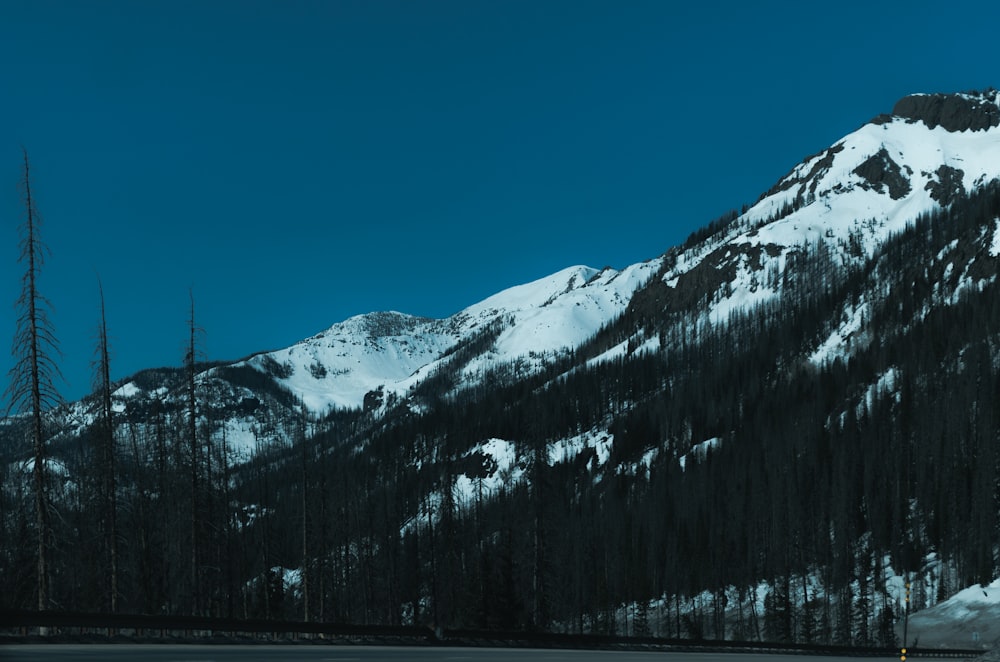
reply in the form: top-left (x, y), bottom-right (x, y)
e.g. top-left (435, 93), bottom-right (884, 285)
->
top-left (1, 0), bottom-right (997, 402)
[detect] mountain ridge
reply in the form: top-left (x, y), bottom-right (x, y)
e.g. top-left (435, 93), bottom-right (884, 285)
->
top-left (28, 88), bottom-right (1000, 457)
top-left (880, 88), bottom-right (1000, 132)
top-left (5, 89), bottom-right (1000, 642)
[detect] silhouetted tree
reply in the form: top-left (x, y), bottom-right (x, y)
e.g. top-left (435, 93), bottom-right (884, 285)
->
top-left (5, 148), bottom-right (62, 612)
top-left (91, 279), bottom-right (118, 612)
top-left (185, 289), bottom-right (204, 614)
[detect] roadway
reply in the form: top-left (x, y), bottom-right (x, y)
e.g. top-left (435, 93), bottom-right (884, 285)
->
top-left (0, 646), bottom-right (924, 662)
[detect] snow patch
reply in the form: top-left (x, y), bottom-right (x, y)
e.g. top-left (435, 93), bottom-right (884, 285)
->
top-left (990, 217), bottom-right (1000, 256)
top-left (679, 437), bottom-right (721, 471)
top-left (453, 438), bottom-right (523, 505)
top-left (904, 577), bottom-right (1000, 648)
top-left (548, 429), bottom-right (614, 468)
top-left (810, 301), bottom-right (870, 365)
top-left (113, 382), bottom-right (140, 398)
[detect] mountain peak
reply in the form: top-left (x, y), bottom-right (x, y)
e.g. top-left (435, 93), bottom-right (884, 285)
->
top-left (874, 89), bottom-right (1000, 132)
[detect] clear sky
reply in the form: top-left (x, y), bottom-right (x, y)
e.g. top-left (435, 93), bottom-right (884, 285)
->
top-left (1, 0), bottom-right (997, 403)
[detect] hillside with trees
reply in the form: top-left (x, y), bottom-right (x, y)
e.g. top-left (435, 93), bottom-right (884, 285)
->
top-left (4, 94), bottom-right (1000, 645)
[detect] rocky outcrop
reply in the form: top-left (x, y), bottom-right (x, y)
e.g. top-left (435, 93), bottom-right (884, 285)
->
top-left (890, 90), bottom-right (1000, 132)
top-left (853, 148), bottom-right (912, 200)
top-left (925, 165), bottom-right (966, 206)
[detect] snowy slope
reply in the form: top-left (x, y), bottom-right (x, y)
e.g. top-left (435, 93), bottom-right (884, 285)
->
top-left (238, 311), bottom-right (459, 413)
top-left (75, 261), bottom-right (660, 456)
top-left (44, 90), bottom-right (1000, 459)
top-left (14, 90), bottom-right (1000, 640)
top-left (744, 123), bottom-right (1000, 248)
top-left (605, 90), bottom-right (1000, 363)
top-left (234, 262), bottom-right (661, 414)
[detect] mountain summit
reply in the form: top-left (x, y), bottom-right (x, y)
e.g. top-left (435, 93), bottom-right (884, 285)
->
top-left (883, 88), bottom-right (1000, 132)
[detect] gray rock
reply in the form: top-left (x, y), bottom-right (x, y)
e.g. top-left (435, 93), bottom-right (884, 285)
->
top-left (892, 91), bottom-right (1000, 132)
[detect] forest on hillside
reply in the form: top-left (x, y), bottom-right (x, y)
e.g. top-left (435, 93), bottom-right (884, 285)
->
top-left (3, 160), bottom-right (1000, 645)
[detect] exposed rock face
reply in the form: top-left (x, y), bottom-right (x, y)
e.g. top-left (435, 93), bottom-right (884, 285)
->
top-left (925, 164), bottom-right (966, 206)
top-left (628, 242), bottom-right (781, 319)
top-left (853, 148), bottom-right (912, 200)
top-left (761, 144), bottom-right (845, 201)
top-left (891, 91), bottom-right (1000, 132)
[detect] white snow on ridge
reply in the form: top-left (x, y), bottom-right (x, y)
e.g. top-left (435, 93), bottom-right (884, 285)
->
top-left (461, 265), bottom-right (603, 317)
top-left (118, 98), bottom-right (1000, 424)
top-left (742, 118), bottom-right (1000, 250)
top-left (113, 382), bottom-right (141, 399)
top-left (250, 312), bottom-right (457, 413)
top-left (658, 113), bottom-right (1000, 332)
top-left (91, 93), bottom-right (1000, 459)
top-left (240, 261), bottom-right (660, 414)
top-left (459, 261), bottom-right (659, 378)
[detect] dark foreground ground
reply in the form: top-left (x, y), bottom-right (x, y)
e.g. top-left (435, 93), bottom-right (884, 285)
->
top-left (0, 647), bottom-right (977, 662)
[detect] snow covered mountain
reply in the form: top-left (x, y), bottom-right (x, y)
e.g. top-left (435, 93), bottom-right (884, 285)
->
top-left (622, 89), bottom-right (1000, 343)
top-left (239, 260), bottom-right (657, 414)
top-left (6, 90), bottom-right (1000, 641)
top-left (41, 89), bottom-right (1000, 459)
top-left (62, 260), bottom-right (658, 455)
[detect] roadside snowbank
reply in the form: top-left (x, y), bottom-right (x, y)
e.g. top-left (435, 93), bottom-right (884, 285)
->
top-left (900, 577), bottom-right (1000, 650)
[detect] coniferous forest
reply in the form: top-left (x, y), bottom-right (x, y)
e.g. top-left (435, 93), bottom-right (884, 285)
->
top-left (3, 161), bottom-right (1000, 646)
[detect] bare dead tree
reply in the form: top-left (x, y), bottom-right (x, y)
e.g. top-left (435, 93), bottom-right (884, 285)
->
top-left (92, 278), bottom-right (117, 612)
top-left (187, 290), bottom-right (199, 614)
top-left (5, 148), bottom-right (63, 611)
top-left (185, 289), bottom-right (205, 614)
top-left (298, 403), bottom-right (311, 622)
